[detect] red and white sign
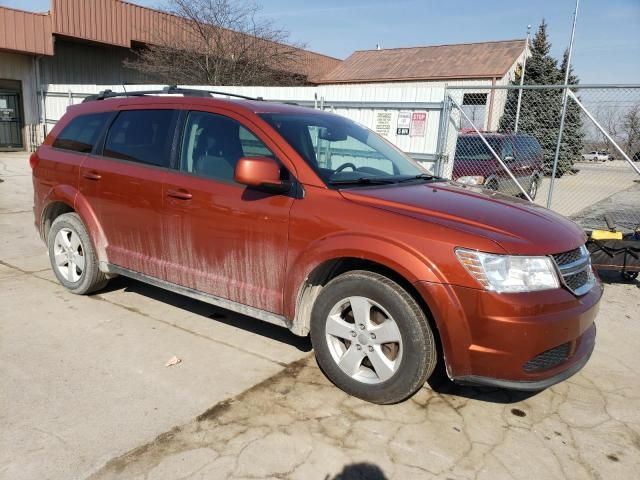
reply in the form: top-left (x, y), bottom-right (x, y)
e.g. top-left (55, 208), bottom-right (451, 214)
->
top-left (410, 112), bottom-right (427, 137)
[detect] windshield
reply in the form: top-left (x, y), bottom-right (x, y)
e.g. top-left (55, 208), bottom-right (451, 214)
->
top-left (259, 112), bottom-right (431, 187)
top-left (454, 136), bottom-right (502, 161)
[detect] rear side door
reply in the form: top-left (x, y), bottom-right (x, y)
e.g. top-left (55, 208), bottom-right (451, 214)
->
top-left (79, 107), bottom-right (180, 276)
top-left (499, 137), bottom-right (526, 195)
top-left (513, 136), bottom-right (541, 192)
top-left (161, 109), bottom-right (295, 314)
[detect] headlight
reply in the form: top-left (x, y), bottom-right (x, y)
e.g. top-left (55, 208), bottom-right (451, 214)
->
top-left (455, 248), bottom-right (560, 292)
top-left (456, 176), bottom-right (485, 185)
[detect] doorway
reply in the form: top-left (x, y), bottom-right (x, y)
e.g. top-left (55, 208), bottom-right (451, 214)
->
top-left (0, 79), bottom-right (24, 151)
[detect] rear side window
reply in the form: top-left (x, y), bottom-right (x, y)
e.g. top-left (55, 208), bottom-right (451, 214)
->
top-left (104, 110), bottom-right (178, 166)
top-left (52, 112), bottom-right (111, 153)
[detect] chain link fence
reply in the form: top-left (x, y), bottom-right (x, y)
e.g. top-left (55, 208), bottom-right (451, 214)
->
top-left (438, 84), bottom-right (640, 232)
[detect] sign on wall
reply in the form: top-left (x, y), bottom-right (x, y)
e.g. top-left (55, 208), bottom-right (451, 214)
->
top-left (375, 111), bottom-right (393, 137)
top-left (410, 112), bottom-right (427, 137)
top-left (396, 111), bottom-right (411, 135)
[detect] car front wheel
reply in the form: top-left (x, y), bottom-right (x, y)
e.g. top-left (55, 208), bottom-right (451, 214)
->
top-left (310, 270), bottom-right (437, 404)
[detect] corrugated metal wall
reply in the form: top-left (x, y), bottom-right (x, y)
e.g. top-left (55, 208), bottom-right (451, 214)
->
top-left (39, 40), bottom-right (162, 85)
top-left (51, 0), bottom-right (178, 49)
top-left (0, 7), bottom-right (53, 56)
top-left (0, 52), bottom-right (41, 150)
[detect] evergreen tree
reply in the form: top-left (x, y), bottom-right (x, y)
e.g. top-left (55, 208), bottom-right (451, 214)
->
top-left (499, 20), bottom-right (583, 177)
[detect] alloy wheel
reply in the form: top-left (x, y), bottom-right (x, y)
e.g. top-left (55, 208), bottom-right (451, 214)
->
top-left (325, 296), bottom-right (403, 384)
top-left (53, 228), bottom-right (85, 283)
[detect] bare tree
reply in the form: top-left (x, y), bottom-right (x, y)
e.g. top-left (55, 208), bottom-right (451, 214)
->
top-left (126, 0), bottom-right (308, 86)
top-left (621, 104), bottom-right (640, 156)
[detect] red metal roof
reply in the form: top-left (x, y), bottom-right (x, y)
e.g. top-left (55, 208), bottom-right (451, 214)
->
top-left (0, 6), bottom-right (53, 55)
top-left (317, 39), bottom-right (526, 83)
top-left (0, 0), bottom-right (341, 82)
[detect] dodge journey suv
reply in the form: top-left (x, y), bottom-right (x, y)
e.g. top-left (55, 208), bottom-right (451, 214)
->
top-left (32, 87), bottom-right (602, 404)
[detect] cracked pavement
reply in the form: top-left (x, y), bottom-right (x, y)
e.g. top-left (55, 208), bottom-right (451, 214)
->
top-left (89, 275), bottom-right (640, 480)
top-left (1, 152), bottom-right (640, 479)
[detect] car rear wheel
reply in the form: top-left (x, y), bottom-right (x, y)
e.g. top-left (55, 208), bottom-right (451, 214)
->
top-left (48, 213), bottom-right (108, 295)
top-left (310, 270), bottom-right (437, 404)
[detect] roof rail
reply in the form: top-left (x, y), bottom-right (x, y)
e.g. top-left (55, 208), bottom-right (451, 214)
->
top-left (82, 85), bottom-right (263, 103)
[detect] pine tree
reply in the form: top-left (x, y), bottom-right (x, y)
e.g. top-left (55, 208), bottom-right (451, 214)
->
top-left (499, 20), bottom-right (583, 176)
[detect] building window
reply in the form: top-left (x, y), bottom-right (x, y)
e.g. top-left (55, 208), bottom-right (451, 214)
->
top-left (461, 93), bottom-right (488, 130)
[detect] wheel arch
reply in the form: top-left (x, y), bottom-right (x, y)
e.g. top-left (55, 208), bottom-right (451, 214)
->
top-left (287, 244), bottom-right (443, 346)
top-left (41, 188), bottom-right (108, 264)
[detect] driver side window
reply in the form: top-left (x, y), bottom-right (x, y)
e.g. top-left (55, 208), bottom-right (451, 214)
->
top-left (181, 112), bottom-right (274, 182)
top-left (502, 139), bottom-right (514, 160)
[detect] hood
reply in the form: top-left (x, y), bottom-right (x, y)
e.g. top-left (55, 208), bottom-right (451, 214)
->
top-left (340, 181), bottom-right (586, 255)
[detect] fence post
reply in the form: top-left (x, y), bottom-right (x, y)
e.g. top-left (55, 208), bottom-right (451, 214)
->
top-left (547, 0), bottom-right (580, 208)
top-left (435, 85), bottom-right (450, 176)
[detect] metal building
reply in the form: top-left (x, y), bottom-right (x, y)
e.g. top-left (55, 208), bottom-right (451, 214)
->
top-left (0, 0), bottom-right (341, 151)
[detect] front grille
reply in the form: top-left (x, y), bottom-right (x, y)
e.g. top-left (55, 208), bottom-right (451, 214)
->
top-left (552, 248), bottom-right (583, 266)
top-left (565, 270), bottom-right (590, 291)
top-left (551, 245), bottom-right (594, 296)
top-left (523, 342), bottom-right (571, 372)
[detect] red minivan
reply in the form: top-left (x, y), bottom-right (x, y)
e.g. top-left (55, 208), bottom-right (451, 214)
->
top-left (452, 132), bottom-right (543, 200)
top-left (31, 88), bottom-right (601, 404)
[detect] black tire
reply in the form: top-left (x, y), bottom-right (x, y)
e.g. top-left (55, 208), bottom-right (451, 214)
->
top-left (622, 271), bottom-right (638, 282)
top-left (47, 212), bottom-right (108, 294)
top-left (310, 270), bottom-right (437, 404)
top-left (528, 175), bottom-right (539, 200)
top-left (486, 179), bottom-right (499, 191)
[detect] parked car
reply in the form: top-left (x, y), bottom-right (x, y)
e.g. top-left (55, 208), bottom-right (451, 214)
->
top-left (452, 132), bottom-right (543, 200)
top-left (581, 151), bottom-right (608, 162)
top-left (31, 88), bottom-right (602, 404)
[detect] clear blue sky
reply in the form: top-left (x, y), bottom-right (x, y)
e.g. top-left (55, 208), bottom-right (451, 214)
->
top-left (3, 0), bottom-right (639, 83)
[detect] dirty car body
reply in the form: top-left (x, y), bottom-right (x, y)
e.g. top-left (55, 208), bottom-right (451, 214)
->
top-left (31, 91), bottom-right (602, 404)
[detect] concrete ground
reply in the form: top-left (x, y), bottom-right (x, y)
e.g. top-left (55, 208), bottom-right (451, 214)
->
top-left (535, 160), bottom-right (639, 216)
top-left (1, 151), bottom-right (639, 480)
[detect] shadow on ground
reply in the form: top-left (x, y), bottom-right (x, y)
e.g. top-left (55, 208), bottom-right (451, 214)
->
top-left (97, 276), bottom-right (312, 352)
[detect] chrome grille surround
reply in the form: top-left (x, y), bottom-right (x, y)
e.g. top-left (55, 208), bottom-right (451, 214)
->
top-left (551, 245), bottom-right (595, 296)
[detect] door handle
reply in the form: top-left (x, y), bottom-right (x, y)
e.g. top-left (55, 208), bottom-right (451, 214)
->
top-left (83, 171), bottom-right (101, 181)
top-left (167, 189), bottom-right (193, 200)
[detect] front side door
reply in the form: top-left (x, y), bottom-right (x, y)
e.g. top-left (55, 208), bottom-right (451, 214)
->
top-left (161, 110), bottom-right (294, 314)
top-left (80, 107), bottom-right (180, 276)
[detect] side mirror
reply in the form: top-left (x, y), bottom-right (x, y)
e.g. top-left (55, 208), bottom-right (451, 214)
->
top-left (234, 156), bottom-right (291, 193)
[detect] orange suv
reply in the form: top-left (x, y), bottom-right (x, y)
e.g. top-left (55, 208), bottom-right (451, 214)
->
top-left (31, 88), bottom-right (602, 404)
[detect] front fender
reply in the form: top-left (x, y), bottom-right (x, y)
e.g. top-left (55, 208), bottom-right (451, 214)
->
top-left (283, 231), bottom-right (446, 325)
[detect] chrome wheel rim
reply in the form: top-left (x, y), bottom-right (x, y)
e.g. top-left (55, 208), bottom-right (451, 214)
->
top-left (325, 296), bottom-right (403, 384)
top-left (53, 228), bottom-right (85, 283)
top-left (529, 178), bottom-right (538, 198)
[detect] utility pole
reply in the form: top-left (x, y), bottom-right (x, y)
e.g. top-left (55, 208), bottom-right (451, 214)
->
top-left (514, 25), bottom-right (531, 133)
top-left (547, 0), bottom-right (580, 208)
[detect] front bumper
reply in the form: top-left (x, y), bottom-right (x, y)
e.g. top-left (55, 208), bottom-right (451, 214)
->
top-left (414, 280), bottom-right (602, 390)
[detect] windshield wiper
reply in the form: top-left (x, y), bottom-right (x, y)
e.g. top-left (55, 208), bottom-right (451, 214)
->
top-left (396, 173), bottom-right (441, 183)
top-left (328, 177), bottom-right (397, 186)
